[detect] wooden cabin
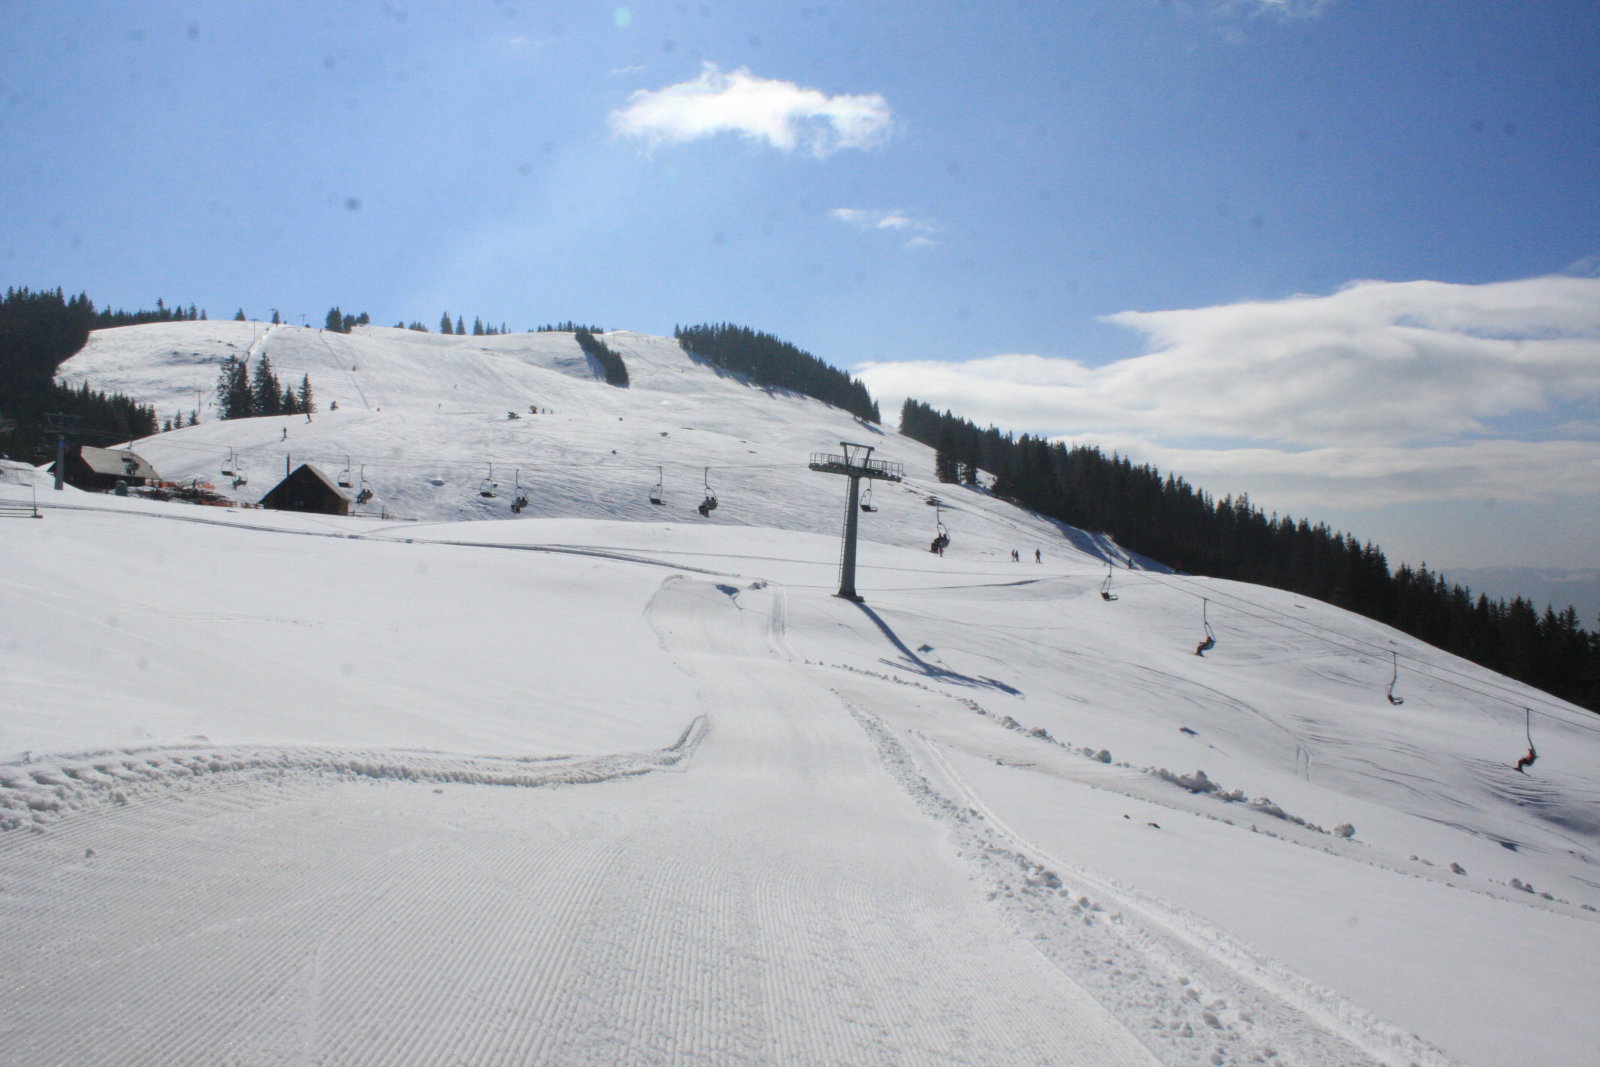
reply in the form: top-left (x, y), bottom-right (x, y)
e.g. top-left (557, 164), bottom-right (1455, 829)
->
top-left (259, 463), bottom-right (351, 516)
top-left (63, 445), bottom-right (160, 491)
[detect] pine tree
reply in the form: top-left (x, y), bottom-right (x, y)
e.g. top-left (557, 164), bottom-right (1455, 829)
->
top-left (296, 374), bottom-right (314, 414)
top-left (440, 312), bottom-right (453, 334)
top-left (455, 315), bottom-right (465, 335)
top-left (472, 316), bottom-right (484, 335)
top-left (234, 309), bottom-right (247, 321)
top-left (251, 354), bottom-right (283, 415)
top-left (216, 356), bottom-right (253, 418)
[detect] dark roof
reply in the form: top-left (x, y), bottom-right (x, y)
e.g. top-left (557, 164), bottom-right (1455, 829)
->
top-left (263, 463), bottom-right (352, 502)
top-left (77, 445), bottom-right (159, 480)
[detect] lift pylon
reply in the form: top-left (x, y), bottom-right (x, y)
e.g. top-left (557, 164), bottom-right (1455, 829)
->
top-left (808, 442), bottom-right (903, 602)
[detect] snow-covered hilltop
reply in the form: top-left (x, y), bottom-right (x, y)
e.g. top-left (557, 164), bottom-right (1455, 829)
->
top-left (58, 319), bottom-right (1060, 551)
top-left (3, 320), bottom-right (1597, 1066)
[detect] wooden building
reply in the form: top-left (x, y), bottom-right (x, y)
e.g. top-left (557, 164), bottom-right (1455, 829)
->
top-left (62, 445), bottom-right (160, 491)
top-left (259, 463), bottom-right (351, 516)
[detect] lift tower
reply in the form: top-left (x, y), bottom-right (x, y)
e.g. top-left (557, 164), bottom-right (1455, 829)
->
top-left (809, 442), bottom-right (903, 602)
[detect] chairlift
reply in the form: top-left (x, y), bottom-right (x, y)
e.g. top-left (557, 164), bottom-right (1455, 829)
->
top-left (929, 506), bottom-right (950, 555)
top-left (221, 448), bottom-right (237, 478)
top-left (1194, 597), bottom-right (1216, 656)
top-left (649, 466), bottom-right (665, 506)
top-left (355, 465), bottom-right (373, 504)
top-left (697, 468), bottom-right (718, 517)
top-left (860, 484), bottom-right (877, 513)
top-left (231, 458), bottom-right (248, 490)
top-left (1513, 708), bottom-right (1538, 773)
top-left (338, 456), bottom-right (354, 489)
top-left (510, 470), bottom-right (529, 513)
top-left (479, 463), bottom-right (498, 498)
top-left (1099, 562), bottom-right (1119, 602)
top-left (1385, 651), bottom-right (1405, 705)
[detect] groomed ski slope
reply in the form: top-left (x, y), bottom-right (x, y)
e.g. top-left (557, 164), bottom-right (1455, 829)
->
top-left (0, 322), bottom-right (1595, 1065)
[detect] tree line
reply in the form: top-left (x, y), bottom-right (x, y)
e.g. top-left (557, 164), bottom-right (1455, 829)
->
top-left (574, 329), bottom-right (629, 386)
top-left (0, 287), bottom-right (160, 457)
top-left (900, 398), bottom-right (1600, 712)
top-left (673, 323), bottom-right (880, 423)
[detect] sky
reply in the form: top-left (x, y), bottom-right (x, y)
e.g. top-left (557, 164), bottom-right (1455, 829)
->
top-left (3, 0), bottom-right (1598, 576)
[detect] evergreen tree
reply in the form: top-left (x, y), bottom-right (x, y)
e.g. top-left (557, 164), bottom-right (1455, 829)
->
top-left (296, 374), bottom-right (314, 414)
top-left (472, 316), bottom-right (484, 335)
top-left (215, 355), bottom-right (253, 418)
top-left (234, 309), bottom-right (247, 321)
top-left (325, 307), bottom-right (344, 332)
top-left (251, 354), bottom-right (283, 415)
top-left (440, 312), bottom-right (454, 334)
top-left (455, 315), bottom-right (465, 335)
top-left (271, 309), bottom-right (281, 324)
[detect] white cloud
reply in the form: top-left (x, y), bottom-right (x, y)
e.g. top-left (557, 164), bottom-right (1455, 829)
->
top-left (609, 64), bottom-right (892, 157)
top-left (830, 207), bottom-right (938, 248)
top-left (1213, 0), bottom-right (1335, 18)
top-left (855, 276), bottom-right (1600, 510)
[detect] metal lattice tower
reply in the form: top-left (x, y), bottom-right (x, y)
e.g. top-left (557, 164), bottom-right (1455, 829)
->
top-left (808, 442), bottom-right (903, 602)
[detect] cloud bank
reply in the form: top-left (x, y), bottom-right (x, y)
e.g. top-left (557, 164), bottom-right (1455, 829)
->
top-left (610, 64), bottom-right (892, 157)
top-left (856, 276), bottom-right (1600, 513)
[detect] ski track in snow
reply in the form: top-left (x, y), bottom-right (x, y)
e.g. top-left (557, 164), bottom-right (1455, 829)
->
top-left (2, 577), bottom-right (1160, 1065)
top-left (845, 703), bottom-right (1459, 1066)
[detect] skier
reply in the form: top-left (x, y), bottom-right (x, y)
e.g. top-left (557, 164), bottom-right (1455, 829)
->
top-left (1035, 548), bottom-right (1042, 563)
top-left (1515, 746), bottom-right (1537, 773)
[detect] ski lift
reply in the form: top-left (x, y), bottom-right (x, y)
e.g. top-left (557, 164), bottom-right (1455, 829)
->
top-left (929, 506), bottom-right (950, 555)
top-left (478, 463), bottom-right (498, 498)
top-left (1513, 708), bottom-right (1538, 773)
top-left (860, 484), bottom-right (877, 513)
top-left (1385, 651), bottom-right (1405, 705)
top-left (355, 465), bottom-right (373, 504)
top-left (697, 469), bottom-right (719, 517)
top-left (510, 470), bottom-right (529, 513)
top-left (338, 456), bottom-right (354, 489)
top-left (649, 466), bottom-right (665, 506)
top-left (1194, 598), bottom-right (1216, 656)
top-left (220, 448), bottom-right (237, 478)
top-left (1099, 562), bottom-right (1119, 602)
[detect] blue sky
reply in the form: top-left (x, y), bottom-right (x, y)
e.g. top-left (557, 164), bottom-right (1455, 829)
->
top-left (3, 0), bottom-right (1598, 577)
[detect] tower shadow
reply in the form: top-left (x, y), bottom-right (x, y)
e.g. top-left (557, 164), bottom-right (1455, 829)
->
top-left (852, 602), bottom-right (1021, 695)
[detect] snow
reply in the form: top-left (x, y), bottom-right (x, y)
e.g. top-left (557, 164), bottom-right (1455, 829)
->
top-left (1, 321), bottom-right (1596, 1064)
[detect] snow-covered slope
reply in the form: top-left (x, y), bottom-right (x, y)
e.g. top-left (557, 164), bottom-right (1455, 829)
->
top-left (1, 323), bottom-right (1596, 1065)
top-left (57, 320), bottom-right (1085, 554)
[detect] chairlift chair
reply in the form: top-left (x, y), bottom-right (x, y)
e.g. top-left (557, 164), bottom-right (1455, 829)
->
top-left (1100, 562), bottom-right (1119, 601)
top-left (510, 470), bottom-right (529, 513)
top-left (1194, 598), bottom-right (1216, 655)
top-left (929, 506), bottom-right (950, 554)
top-left (338, 457), bottom-right (354, 489)
top-left (478, 463), bottom-right (498, 498)
top-left (697, 468), bottom-right (718, 516)
top-left (649, 466), bottom-right (665, 506)
top-left (1514, 708), bottom-right (1538, 773)
top-left (221, 448), bottom-right (237, 478)
top-left (355, 465), bottom-right (373, 504)
top-left (860, 484), bottom-right (877, 513)
top-left (1385, 651), bottom-right (1405, 705)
